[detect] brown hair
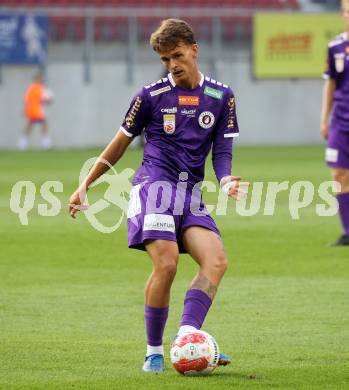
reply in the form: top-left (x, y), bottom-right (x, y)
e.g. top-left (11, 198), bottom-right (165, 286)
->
top-left (150, 19), bottom-right (196, 53)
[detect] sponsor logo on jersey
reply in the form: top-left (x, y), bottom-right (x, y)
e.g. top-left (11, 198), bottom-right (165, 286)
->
top-left (125, 96), bottom-right (142, 128)
top-left (178, 96), bottom-right (199, 106)
top-left (150, 85), bottom-right (171, 96)
top-left (228, 97), bottom-right (235, 129)
top-left (161, 107), bottom-right (177, 114)
top-left (198, 111), bottom-right (215, 129)
top-left (163, 114), bottom-right (176, 134)
top-left (181, 108), bottom-right (196, 117)
top-left (143, 214), bottom-right (175, 232)
top-left (204, 86), bottom-right (223, 100)
top-left (334, 53), bottom-right (345, 73)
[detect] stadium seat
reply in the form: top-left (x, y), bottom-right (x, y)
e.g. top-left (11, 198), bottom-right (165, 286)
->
top-left (94, 16), bottom-right (129, 41)
top-left (137, 16), bottom-right (163, 40)
top-left (48, 16), bottom-right (67, 41)
top-left (221, 15), bottom-right (252, 40)
top-left (48, 16), bottom-right (85, 41)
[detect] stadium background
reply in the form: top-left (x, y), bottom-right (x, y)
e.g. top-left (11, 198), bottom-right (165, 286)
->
top-left (0, 0), bottom-right (341, 148)
top-left (1, 1), bottom-right (349, 389)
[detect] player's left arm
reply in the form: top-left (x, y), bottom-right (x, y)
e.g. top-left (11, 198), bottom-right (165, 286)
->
top-left (321, 45), bottom-right (336, 140)
top-left (42, 87), bottom-right (54, 104)
top-left (211, 88), bottom-right (249, 200)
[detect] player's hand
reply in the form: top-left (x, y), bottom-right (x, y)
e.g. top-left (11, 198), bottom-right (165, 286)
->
top-left (320, 121), bottom-right (329, 140)
top-left (68, 187), bottom-right (89, 219)
top-left (220, 176), bottom-right (249, 200)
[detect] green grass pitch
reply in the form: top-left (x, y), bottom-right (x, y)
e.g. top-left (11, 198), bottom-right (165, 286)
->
top-left (1, 145), bottom-right (348, 389)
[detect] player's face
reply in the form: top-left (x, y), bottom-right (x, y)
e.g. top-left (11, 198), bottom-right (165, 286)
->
top-left (342, 3), bottom-right (349, 28)
top-left (159, 43), bottom-right (199, 88)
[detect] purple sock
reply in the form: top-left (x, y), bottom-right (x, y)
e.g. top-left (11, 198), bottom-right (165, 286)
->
top-left (180, 289), bottom-right (212, 329)
top-left (337, 193), bottom-right (349, 235)
top-left (144, 305), bottom-right (168, 346)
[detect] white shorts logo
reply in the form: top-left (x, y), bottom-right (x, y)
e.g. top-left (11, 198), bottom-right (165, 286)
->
top-left (326, 148), bottom-right (339, 163)
top-left (199, 111), bottom-right (215, 129)
top-left (127, 184), bottom-right (142, 219)
top-left (143, 214), bottom-right (175, 232)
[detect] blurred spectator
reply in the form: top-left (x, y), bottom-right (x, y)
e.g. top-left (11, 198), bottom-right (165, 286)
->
top-left (18, 71), bottom-right (53, 150)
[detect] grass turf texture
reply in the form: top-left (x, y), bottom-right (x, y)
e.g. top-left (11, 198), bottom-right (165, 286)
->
top-left (0, 145), bottom-right (348, 389)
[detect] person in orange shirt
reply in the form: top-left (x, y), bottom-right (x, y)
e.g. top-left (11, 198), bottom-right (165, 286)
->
top-left (18, 72), bottom-right (53, 150)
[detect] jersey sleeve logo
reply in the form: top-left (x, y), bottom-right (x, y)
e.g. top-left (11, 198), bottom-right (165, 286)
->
top-left (228, 97), bottom-right (235, 129)
top-left (334, 53), bottom-right (345, 73)
top-left (198, 111), bottom-right (215, 129)
top-left (163, 114), bottom-right (176, 134)
top-left (126, 96), bottom-right (142, 128)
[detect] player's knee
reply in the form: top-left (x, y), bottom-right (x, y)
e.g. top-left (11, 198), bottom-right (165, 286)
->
top-left (332, 170), bottom-right (349, 190)
top-left (154, 257), bottom-right (178, 280)
top-left (212, 254), bottom-right (228, 276)
top-left (332, 170), bottom-right (343, 183)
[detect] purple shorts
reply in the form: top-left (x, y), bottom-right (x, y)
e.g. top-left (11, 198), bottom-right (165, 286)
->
top-left (326, 128), bottom-right (349, 169)
top-left (127, 181), bottom-right (220, 253)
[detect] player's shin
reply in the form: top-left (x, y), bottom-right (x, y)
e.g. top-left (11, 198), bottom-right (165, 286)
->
top-left (178, 287), bottom-right (213, 335)
top-left (144, 305), bottom-right (168, 356)
top-left (337, 192), bottom-right (349, 235)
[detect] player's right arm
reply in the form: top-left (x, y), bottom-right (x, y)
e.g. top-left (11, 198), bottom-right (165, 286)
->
top-left (69, 88), bottom-right (150, 218)
top-left (320, 78), bottom-right (336, 140)
top-left (69, 130), bottom-right (132, 218)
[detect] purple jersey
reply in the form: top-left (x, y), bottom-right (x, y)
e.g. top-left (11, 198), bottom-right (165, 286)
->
top-left (323, 32), bottom-right (349, 132)
top-left (120, 72), bottom-right (239, 186)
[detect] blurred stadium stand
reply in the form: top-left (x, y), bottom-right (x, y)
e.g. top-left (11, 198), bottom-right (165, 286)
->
top-left (1, 0), bottom-right (300, 42)
top-left (1, 0), bottom-right (299, 7)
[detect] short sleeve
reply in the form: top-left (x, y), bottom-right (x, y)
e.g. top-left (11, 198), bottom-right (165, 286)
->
top-left (120, 88), bottom-right (151, 137)
top-left (323, 45), bottom-right (336, 80)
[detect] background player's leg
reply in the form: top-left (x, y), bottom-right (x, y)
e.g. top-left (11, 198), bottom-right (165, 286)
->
top-left (40, 120), bottom-right (52, 149)
top-left (18, 120), bottom-right (33, 150)
top-left (331, 168), bottom-right (349, 245)
top-left (143, 239), bottom-right (178, 367)
top-left (178, 226), bottom-right (228, 334)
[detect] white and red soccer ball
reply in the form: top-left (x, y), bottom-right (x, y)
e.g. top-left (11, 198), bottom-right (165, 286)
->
top-left (170, 330), bottom-right (220, 375)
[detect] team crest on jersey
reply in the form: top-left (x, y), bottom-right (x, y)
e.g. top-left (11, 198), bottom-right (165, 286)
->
top-left (334, 53), bottom-right (345, 73)
top-left (163, 114), bottom-right (176, 134)
top-left (198, 111), bottom-right (215, 129)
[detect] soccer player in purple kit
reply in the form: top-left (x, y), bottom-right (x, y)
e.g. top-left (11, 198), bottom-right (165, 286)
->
top-left (321, 0), bottom-right (349, 246)
top-left (69, 19), bottom-right (248, 372)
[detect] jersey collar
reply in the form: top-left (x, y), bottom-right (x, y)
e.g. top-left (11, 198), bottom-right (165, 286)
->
top-left (168, 72), bottom-right (204, 89)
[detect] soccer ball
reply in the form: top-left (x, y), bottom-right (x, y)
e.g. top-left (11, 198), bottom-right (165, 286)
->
top-left (170, 330), bottom-right (220, 376)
